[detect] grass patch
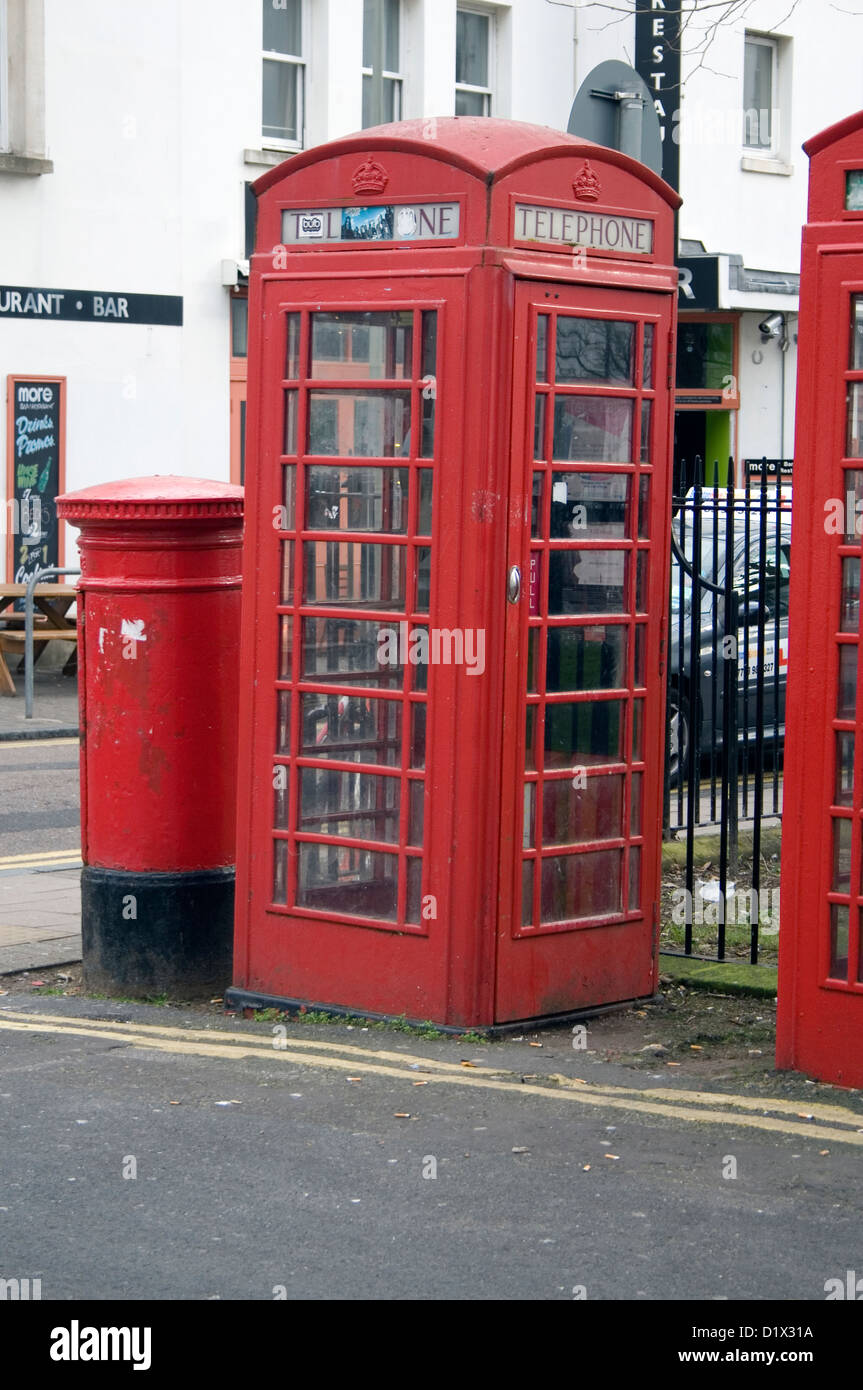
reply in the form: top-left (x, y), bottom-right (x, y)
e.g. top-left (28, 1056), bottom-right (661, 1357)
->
top-left (252, 1006), bottom-right (445, 1039)
top-left (660, 953), bottom-right (778, 998)
top-left (662, 823), bottom-right (782, 869)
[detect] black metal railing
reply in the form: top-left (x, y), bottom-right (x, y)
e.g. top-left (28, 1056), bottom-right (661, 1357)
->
top-left (662, 460), bottom-right (791, 962)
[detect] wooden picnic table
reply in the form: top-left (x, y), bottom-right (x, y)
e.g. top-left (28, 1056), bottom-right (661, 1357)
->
top-left (0, 583), bottom-right (78, 696)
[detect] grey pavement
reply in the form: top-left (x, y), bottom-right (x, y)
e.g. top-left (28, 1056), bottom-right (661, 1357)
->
top-left (0, 868), bottom-right (81, 973)
top-left (0, 667), bottom-right (79, 739)
top-left (0, 992), bottom-right (861, 1302)
top-left (0, 728), bottom-right (83, 973)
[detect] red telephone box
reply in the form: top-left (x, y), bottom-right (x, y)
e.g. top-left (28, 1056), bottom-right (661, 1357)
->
top-left (229, 118), bottom-right (680, 1028)
top-left (778, 111), bottom-right (863, 1086)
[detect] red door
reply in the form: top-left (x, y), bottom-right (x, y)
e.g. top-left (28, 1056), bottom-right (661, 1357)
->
top-left (778, 256), bottom-right (863, 1085)
top-left (495, 281), bottom-right (674, 1022)
top-left (238, 277), bottom-right (469, 1021)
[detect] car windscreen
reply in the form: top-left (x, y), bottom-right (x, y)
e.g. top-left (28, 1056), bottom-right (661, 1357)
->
top-left (671, 504), bottom-right (790, 616)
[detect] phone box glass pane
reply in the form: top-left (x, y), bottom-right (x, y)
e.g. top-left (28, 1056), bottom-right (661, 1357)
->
top-left (297, 843), bottom-right (398, 921)
top-left (551, 472), bottom-right (630, 539)
top-left (642, 323), bottom-right (654, 388)
top-left (851, 295), bottom-right (863, 367)
top-left (542, 773), bottom-right (624, 845)
top-left (299, 767), bottom-right (399, 842)
top-left (306, 467), bottom-right (408, 533)
top-left (308, 390), bottom-right (411, 456)
top-left (840, 557), bottom-right (860, 632)
top-left (276, 690), bottom-right (291, 755)
top-left (303, 541), bottom-right (406, 607)
top-left (553, 397), bottom-right (634, 463)
top-left (555, 318), bottom-right (634, 385)
top-left (830, 903), bottom-right (850, 980)
top-left (547, 550), bottom-right (627, 615)
top-left (310, 312), bottom-right (413, 379)
top-left (543, 699), bottom-right (625, 766)
top-left (833, 817), bottom-right (853, 893)
top-left (299, 692), bottom-right (402, 766)
top-left (846, 171), bottom-right (863, 212)
top-left (838, 644), bottom-right (858, 719)
top-left (302, 616), bottom-right (403, 688)
top-left (847, 384), bottom-right (863, 459)
top-left (546, 625), bottom-right (626, 692)
top-left (540, 849), bottom-right (623, 922)
top-left (835, 731), bottom-right (855, 806)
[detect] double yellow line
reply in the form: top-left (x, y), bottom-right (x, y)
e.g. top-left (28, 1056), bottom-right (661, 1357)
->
top-left (0, 848), bottom-right (81, 872)
top-left (2, 1008), bottom-right (862, 1147)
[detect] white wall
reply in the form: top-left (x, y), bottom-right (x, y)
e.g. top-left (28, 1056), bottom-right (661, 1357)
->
top-left (0, 0), bottom-right (265, 571)
top-left (2, 0), bottom-right (862, 573)
top-left (678, 0), bottom-right (863, 271)
top-left (737, 312), bottom-right (798, 461)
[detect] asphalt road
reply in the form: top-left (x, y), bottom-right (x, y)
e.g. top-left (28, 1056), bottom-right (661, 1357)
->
top-left (0, 738), bottom-right (81, 860)
top-left (0, 994), bottom-right (861, 1303)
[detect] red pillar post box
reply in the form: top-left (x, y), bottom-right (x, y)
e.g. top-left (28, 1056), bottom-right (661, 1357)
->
top-left (56, 476), bottom-right (244, 999)
top-left (778, 111), bottom-right (863, 1087)
top-left (230, 118), bottom-right (680, 1029)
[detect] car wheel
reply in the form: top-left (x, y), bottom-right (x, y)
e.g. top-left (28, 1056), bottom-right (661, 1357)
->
top-left (667, 686), bottom-right (690, 787)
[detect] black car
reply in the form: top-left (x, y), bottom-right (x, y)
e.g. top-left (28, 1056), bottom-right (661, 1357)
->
top-left (667, 488), bottom-right (792, 783)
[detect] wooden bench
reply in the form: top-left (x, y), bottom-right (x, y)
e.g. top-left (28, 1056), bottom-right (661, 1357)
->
top-left (0, 584), bottom-right (78, 697)
top-left (0, 628), bottom-right (77, 650)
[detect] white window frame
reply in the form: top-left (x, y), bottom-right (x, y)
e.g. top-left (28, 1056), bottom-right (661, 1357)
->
top-left (0, 0), bottom-right (9, 153)
top-left (262, 0), bottom-right (306, 151)
top-left (362, 0), bottom-right (403, 127)
top-left (742, 33), bottom-right (778, 157)
top-left (455, 5), bottom-right (494, 118)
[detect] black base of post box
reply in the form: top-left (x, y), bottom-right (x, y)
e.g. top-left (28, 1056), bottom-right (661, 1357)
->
top-left (81, 866), bottom-right (234, 1000)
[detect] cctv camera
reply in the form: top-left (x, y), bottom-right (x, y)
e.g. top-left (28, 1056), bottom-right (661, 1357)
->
top-left (758, 312), bottom-right (785, 339)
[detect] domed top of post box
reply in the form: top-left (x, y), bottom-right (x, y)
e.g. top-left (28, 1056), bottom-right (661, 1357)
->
top-left (57, 475), bottom-right (244, 524)
top-left (254, 116), bottom-right (680, 206)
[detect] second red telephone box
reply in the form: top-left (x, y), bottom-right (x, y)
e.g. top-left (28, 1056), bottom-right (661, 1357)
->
top-left (230, 118), bottom-right (680, 1029)
top-left (778, 110), bottom-right (863, 1087)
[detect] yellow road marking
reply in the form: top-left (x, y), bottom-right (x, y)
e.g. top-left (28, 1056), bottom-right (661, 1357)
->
top-left (0, 860), bottom-right (81, 871)
top-left (1, 1009), bottom-right (862, 1147)
top-left (3, 1009), bottom-right (858, 1128)
top-left (1, 737), bottom-right (79, 749)
top-left (0, 850), bottom-right (81, 866)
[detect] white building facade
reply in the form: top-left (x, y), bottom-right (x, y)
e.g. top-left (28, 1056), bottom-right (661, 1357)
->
top-left (1, 0), bottom-right (862, 575)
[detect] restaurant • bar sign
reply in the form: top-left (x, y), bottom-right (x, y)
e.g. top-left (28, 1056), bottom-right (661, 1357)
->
top-left (0, 286), bottom-right (182, 325)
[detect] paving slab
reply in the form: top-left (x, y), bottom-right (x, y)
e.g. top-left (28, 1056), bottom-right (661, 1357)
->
top-left (0, 669), bottom-right (79, 739)
top-left (0, 867), bottom-right (81, 973)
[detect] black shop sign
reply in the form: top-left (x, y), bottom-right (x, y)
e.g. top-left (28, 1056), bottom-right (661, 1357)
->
top-left (7, 376), bottom-right (65, 585)
top-left (634, 0), bottom-right (682, 194)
